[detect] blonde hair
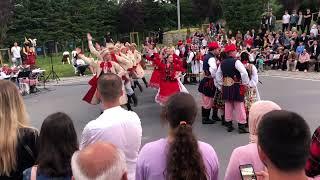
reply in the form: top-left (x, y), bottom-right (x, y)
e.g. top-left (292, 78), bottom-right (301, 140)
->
top-left (0, 80), bottom-right (29, 176)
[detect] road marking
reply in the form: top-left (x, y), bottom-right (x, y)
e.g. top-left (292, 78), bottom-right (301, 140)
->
top-left (260, 74), bottom-right (320, 82)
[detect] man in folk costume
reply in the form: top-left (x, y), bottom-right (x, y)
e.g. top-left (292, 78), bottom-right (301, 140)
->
top-left (198, 42), bottom-right (221, 124)
top-left (111, 44), bottom-right (139, 107)
top-left (129, 43), bottom-right (149, 92)
top-left (216, 44), bottom-right (250, 133)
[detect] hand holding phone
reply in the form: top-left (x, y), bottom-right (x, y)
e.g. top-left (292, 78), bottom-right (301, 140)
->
top-left (239, 164), bottom-right (257, 180)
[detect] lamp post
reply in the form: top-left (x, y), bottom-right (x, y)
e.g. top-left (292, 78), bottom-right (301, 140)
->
top-left (177, 0), bottom-right (181, 30)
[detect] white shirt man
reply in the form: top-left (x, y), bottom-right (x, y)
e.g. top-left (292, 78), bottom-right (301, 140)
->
top-left (80, 107), bottom-right (141, 180)
top-left (282, 13), bottom-right (290, 24)
top-left (11, 42), bottom-right (21, 66)
top-left (187, 50), bottom-right (203, 74)
top-left (80, 73), bottom-right (142, 180)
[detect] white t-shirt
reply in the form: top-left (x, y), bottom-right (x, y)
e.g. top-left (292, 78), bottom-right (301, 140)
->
top-left (283, 14), bottom-right (290, 24)
top-left (80, 106), bottom-right (142, 180)
top-left (202, 39), bottom-right (208, 47)
top-left (11, 46), bottom-right (21, 58)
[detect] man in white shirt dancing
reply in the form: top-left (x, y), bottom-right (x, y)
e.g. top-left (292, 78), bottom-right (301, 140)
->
top-left (80, 73), bottom-right (142, 180)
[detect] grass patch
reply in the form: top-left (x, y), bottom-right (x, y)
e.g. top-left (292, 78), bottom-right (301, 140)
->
top-left (36, 55), bottom-right (76, 77)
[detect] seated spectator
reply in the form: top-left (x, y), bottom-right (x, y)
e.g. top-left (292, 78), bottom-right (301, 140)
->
top-left (23, 112), bottom-right (78, 180)
top-left (0, 80), bottom-right (38, 179)
top-left (75, 58), bottom-right (89, 76)
top-left (306, 126), bottom-right (320, 178)
top-left (72, 142), bottom-right (127, 180)
top-left (287, 50), bottom-right (298, 71)
top-left (80, 73), bottom-right (142, 180)
top-left (62, 51), bottom-right (71, 64)
top-left (309, 40), bottom-right (320, 72)
top-left (296, 41), bottom-right (306, 55)
top-left (224, 101), bottom-right (281, 180)
top-left (297, 49), bottom-right (310, 72)
top-left (256, 110), bottom-right (312, 180)
top-left (280, 49), bottom-right (289, 71)
top-left (136, 92), bottom-right (219, 180)
top-left (311, 24), bottom-right (319, 37)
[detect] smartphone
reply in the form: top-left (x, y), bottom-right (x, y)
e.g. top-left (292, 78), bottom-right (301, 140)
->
top-left (239, 164), bottom-right (257, 180)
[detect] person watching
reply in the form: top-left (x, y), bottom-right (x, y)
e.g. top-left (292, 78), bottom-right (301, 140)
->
top-left (72, 142), bottom-right (127, 180)
top-left (256, 110), bottom-right (312, 180)
top-left (23, 112), bottom-right (78, 179)
top-left (0, 80), bottom-right (38, 179)
top-left (136, 92), bottom-right (219, 180)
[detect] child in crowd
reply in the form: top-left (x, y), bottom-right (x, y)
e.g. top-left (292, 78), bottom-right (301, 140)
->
top-left (256, 55), bottom-right (264, 72)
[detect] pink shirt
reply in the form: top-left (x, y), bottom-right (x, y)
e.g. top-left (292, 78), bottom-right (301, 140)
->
top-left (225, 143), bottom-right (264, 180)
top-left (299, 53), bottom-right (310, 63)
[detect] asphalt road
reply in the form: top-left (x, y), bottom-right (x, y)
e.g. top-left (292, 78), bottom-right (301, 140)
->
top-left (24, 75), bottom-right (320, 179)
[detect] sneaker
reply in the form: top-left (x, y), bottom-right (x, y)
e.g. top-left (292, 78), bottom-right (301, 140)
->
top-left (304, 70), bottom-right (307, 72)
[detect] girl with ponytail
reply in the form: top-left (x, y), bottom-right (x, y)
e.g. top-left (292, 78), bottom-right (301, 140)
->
top-left (136, 92), bottom-right (219, 180)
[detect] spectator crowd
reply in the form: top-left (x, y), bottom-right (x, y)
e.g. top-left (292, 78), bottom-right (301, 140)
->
top-left (1, 71), bottom-right (320, 180)
top-left (203, 9), bottom-right (320, 73)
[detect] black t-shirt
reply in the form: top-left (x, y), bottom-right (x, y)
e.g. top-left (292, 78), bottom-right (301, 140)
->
top-left (305, 12), bottom-right (312, 24)
top-left (0, 128), bottom-right (39, 180)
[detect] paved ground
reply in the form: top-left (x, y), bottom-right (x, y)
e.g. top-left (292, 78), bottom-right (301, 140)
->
top-left (24, 71), bottom-right (320, 179)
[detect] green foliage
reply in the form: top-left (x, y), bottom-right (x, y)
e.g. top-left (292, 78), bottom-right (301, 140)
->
top-left (222, 0), bottom-right (264, 32)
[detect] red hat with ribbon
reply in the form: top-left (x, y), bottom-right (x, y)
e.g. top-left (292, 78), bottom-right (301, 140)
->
top-left (224, 44), bottom-right (237, 53)
top-left (208, 42), bottom-right (220, 51)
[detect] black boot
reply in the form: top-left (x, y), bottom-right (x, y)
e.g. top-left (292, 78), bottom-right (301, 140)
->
top-left (202, 107), bottom-right (216, 124)
top-left (183, 75), bottom-right (190, 84)
top-left (131, 93), bottom-right (138, 107)
top-left (238, 123), bottom-right (249, 134)
top-left (226, 121), bottom-right (234, 132)
top-left (134, 81), bottom-right (143, 92)
top-left (126, 103), bottom-right (133, 111)
top-left (221, 115), bottom-right (226, 126)
top-left (211, 108), bottom-right (220, 122)
top-left (142, 77), bottom-right (148, 88)
top-left (127, 95), bottom-right (132, 104)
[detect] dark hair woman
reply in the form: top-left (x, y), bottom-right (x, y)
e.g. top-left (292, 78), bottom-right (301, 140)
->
top-left (136, 92), bottom-right (219, 180)
top-left (23, 112), bottom-right (78, 180)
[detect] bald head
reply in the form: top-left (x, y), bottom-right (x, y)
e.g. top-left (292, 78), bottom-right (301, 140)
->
top-left (71, 142), bottom-right (127, 180)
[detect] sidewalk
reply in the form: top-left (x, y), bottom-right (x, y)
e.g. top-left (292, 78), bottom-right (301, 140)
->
top-left (260, 70), bottom-right (320, 81)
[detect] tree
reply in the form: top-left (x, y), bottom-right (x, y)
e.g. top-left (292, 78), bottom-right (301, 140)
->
top-left (192, 0), bottom-right (223, 22)
top-left (222, 0), bottom-right (264, 32)
top-left (118, 0), bottom-right (144, 33)
top-left (0, 0), bottom-right (15, 47)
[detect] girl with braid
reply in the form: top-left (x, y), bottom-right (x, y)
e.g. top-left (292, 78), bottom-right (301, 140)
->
top-left (136, 93), bottom-right (219, 180)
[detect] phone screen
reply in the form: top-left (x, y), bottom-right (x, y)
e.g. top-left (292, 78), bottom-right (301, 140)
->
top-left (240, 165), bottom-right (257, 180)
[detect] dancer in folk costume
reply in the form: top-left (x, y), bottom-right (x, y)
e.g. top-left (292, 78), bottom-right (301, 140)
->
top-left (240, 51), bottom-right (260, 115)
top-left (147, 46), bottom-right (161, 89)
top-left (86, 34), bottom-right (137, 110)
top-left (198, 42), bottom-right (221, 124)
top-left (128, 43), bottom-right (149, 92)
top-left (150, 53), bottom-right (187, 105)
top-left (76, 48), bottom-right (128, 107)
top-left (216, 44), bottom-right (250, 133)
